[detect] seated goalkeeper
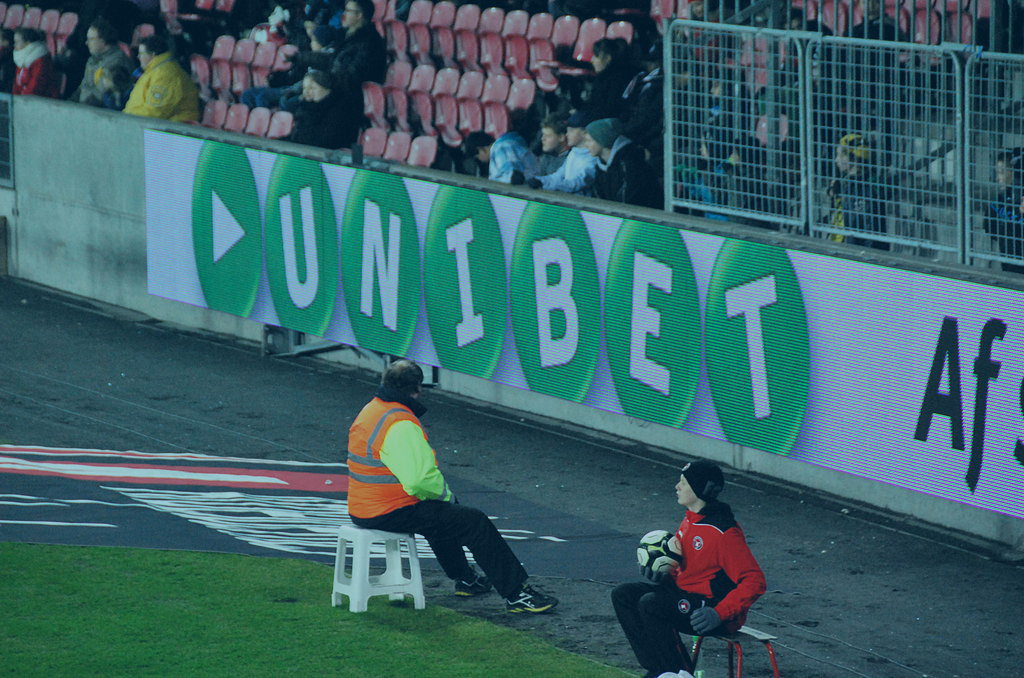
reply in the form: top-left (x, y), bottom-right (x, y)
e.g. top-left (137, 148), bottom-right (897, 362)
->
top-left (346, 359), bottom-right (557, 614)
top-left (611, 460), bottom-right (766, 677)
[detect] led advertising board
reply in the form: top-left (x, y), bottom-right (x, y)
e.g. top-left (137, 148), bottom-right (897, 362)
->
top-left (145, 130), bottom-right (1024, 520)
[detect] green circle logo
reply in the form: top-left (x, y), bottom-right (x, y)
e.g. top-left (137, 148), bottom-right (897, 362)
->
top-left (423, 186), bottom-right (506, 378)
top-left (705, 240), bottom-right (809, 455)
top-left (509, 202), bottom-right (600, 402)
top-left (605, 220), bottom-right (701, 427)
top-left (341, 171), bottom-right (420, 356)
top-left (264, 154), bottom-right (338, 337)
top-left (191, 142), bottom-right (262, 317)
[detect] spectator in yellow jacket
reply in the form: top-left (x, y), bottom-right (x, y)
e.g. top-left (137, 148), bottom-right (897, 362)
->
top-left (124, 35), bottom-right (199, 123)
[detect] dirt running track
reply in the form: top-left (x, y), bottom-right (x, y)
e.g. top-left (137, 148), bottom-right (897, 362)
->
top-left (1, 277), bottom-right (1021, 678)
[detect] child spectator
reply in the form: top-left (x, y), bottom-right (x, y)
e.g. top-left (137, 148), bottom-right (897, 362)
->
top-left (289, 69), bottom-right (362, 149)
top-left (984, 148), bottom-right (1024, 274)
top-left (124, 35), bottom-right (200, 122)
top-left (584, 117), bottom-right (662, 208)
top-left (12, 28), bottom-right (60, 98)
top-left (527, 110), bottom-right (599, 196)
top-left (0, 30), bottom-right (15, 94)
top-left (99, 63), bottom-right (135, 111)
top-left (536, 115), bottom-right (569, 176)
top-left (73, 19), bottom-right (136, 108)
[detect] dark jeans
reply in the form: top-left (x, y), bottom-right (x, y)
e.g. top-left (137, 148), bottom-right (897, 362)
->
top-left (611, 581), bottom-right (716, 675)
top-left (351, 500), bottom-right (528, 599)
top-left (241, 83), bottom-right (301, 111)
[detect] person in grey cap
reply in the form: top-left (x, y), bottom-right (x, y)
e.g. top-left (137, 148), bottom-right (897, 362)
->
top-left (610, 460), bottom-right (766, 678)
top-left (526, 109), bottom-right (599, 196)
top-left (584, 118), bottom-right (663, 209)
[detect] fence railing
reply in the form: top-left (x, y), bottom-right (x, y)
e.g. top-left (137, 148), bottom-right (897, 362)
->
top-left (665, 19), bottom-right (1024, 275)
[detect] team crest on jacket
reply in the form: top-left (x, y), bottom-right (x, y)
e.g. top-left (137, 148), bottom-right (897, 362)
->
top-left (693, 535), bottom-right (704, 551)
top-left (677, 599), bottom-right (691, 614)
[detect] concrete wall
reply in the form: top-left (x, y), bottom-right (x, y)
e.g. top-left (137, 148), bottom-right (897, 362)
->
top-left (5, 96), bottom-right (1022, 551)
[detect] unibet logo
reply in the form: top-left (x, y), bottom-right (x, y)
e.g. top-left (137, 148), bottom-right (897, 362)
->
top-left (423, 186), bottom-right (507, 378)
top-left (191, 142), bottom-right (262, 317)
top-left (341, 171), bottom-right (420, 357)
top-left (604, 220), bottom-right (701, 428)
top-left (704, 240), bottom-right (810, 455)
top-left (509, 202), bottom-right (600, 402)
top-left (264, 154), bottom-right (338, 337)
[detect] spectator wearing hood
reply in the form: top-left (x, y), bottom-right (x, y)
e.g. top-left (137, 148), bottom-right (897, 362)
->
top-left (584, 117), bottom-right (662, 209)
top-left (12, 28), bottom-right (60, 98)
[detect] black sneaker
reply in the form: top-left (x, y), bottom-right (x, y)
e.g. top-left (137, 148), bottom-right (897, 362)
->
top-left (454, 574), bottom-right (492, 596)
top-left (505, 584), bottom-right (558, 613)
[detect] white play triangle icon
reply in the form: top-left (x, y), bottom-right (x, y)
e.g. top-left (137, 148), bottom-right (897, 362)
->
top-left (212, 191), bottom-right (247, 262)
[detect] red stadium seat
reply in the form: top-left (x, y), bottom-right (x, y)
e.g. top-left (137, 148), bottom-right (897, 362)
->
top-left (478, 6), bottom-right (505, 34)
top-left (250, 41), bottom-right (278, 87)
top-left (244, 106), bottom-right (272, 136)
top-left (363, 81), bottom-right (388, 128)
top-left (385, 19), bottom-right (409, 62)
top-left (0, 5), bottom-right (7, 25)
top-left (384, 131), bottom-right (412, 161)
top-left (223, 103), bottom-right (249, 133)
top-left (480, 73), bottom-right (510, 103)
top-left (550, 14), bottom-right (580, 53)
top-left (529, 38), bottom-right (559, 92)
top-left (434, 93), bottom-right (461, 146)
top-left (131, 23), bottom-right (156, 49)
top-left (200, 99), bottom-right (227, 128)
top-left (406, 0), bottom-right (433, 64)
top-left (457, 98), bottom-right (482, 137)
top-left (455, 29), bottom-right (480, 71)
top-left (215, 0), bottom-right (236, 12)
top-left (209, 34), bottom-right (236, 99)
top-left (572, 18), bottom-right (606, 63)
top-left (266, 110), bottom-right (294, 139)
top-left (407, 135), bottom-right (438, 167)
top-left (456, 69), bottom-right (485, 101)
top-left (360, 127), bottom-right (389, 156)
top-left (39, 8), bottom-right (60, 45)
top-left (230, 38), bottom-right (257, 97)
top-left (3, 4), bottom-right (24, 29)
top-left (433, 67), bottom-right (460, 96)
top-left (21, 5), bottom-right (40, 29)
top-left (430, 1), bottom-right (458, 66)
top-left (504, 35), bottom-right (530, 79)
top-left (527, 12), bottom-right (554, 41)
top-left (453, 3), bottom-right (481, 31)
top-left (483, 102), bottom-right (508, 138)
top-left (502, 9), bottom-right (529, 36)
top-left (606, 20), bottom-right (634, 42)
top-left (506, 77), bottom-right (535, 111)
top-left (651, 0), bottom-right (675, 33)
top-left (914, 8), bottom-right (941, 43)
top-left (190, 54), bottom-right (212, 100)
top-left (273, 44), bottom-right (297, 71)
top-left (54, 11), bottom-right (77, 51)
top-left (479, 32), bottom-right (505, 76)
top-left (194, 0), bottom-right (215, 10)
top-left (946, 10), bottom-right (973, 44)
top-left (406, 64), bottom-right (437, 133)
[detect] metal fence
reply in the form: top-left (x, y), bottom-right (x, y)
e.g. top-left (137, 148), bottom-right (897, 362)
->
top-left (665, 20), bottom-right (1024, 274)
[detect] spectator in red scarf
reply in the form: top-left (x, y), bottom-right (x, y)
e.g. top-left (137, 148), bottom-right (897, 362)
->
top-left (12, 28), bottom-right (60, 98)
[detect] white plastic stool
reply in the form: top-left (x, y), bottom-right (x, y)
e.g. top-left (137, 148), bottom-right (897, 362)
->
top-left (332, 524), bottom-right (426, 613)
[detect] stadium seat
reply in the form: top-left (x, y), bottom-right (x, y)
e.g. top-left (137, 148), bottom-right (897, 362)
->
top-left (529, 38), bottom-right (559, 92)
top-left (651, 0), bottom-right (675, 32)
top-left (527, 12), bottom-right (554, 42)
top-left (39, 8), bottom-right (59, 47)
top-left (690, 626), bottom-right (781, 678)
top-left (360, 127), bottom-right (389, 156)
top-left (190, 54), bottom-right (212, 100)
top-left (385, 19), bottom-right (409, 62)
top-left (457, 98), bottom-right (483, 138)
top-left (432, 67), bottom-right (460, 97)
top-left (549, 14), bottom-right (580, 58)
top-left (250, 41), bottom-right (278, 88)
top-left (606, 20), bottom-right (634, 42)
top-left (480, 73), bottom-right (510, 103)
top-left (479, 32), bottom-right (505, 76)
top-left (194, 0), bottom-right (215, 10)
top-left (209, 34), bottom-right (236, 100)
top-left (21, 5), bottom-right (40, 29)
top-left (407, 135), bottom-right (438, 167)
top-left (946, 10), bottom-right (973, 43)
top-left (3, 4), bottom-right (23, 29)
top-left (391, 63), bottom-right (434, 133)
top-left (506, 77), bottom-right (535, 111)
top-left (406, 0), bottom-right (433, 65)
top-left (504, 34), bottom-right (530, 79)
top-left (478, 6), bottom-right (505, 34)
top-left (215, 0), bottom-right (235, 11)
top-left (363, 81), bottom-right (389, 129)
top-left (572, 18), bottom-right (606, 63)
top-left (914, 8), bottom-right (941, 43)
top-left (483, 101), bottom-right (509, 138)
top-left (54, 11), bottom-right (77, 52)
top-left (0, 4), bottom-right (7, 25)
top-left (455, 29), bottom-right (480, 71)
top-left (273, 44), bottom-right (298, 72)
top-left (223, 103), bottom-right (249, 133)
top-left (433, 93), bottom-right (461, 146)
top-left (131, 23), bottom-right (156, 49)
top-left (430, 0), bottom-right (458, 67)
top-left (244, 106), bottom-right (271, 136)
top-left (384, 131), bottom-right (413, 161)
top-left (266, 110), bottom-right (294, 139)
top-left (456, 69), bottom-right (485, 102)
top-left (200, 99), bottom-right (227, 128)
top-left (230, 38), bottom-right (257, 98)
top-left (502, 9), bottom-right (529, 36)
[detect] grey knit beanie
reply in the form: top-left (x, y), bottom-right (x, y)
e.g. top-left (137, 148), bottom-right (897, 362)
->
top-left (585, 118), bottom-right (622, 149)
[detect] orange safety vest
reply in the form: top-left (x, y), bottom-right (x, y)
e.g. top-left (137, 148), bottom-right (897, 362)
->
top-left (346, 397), bottom-right (433, 519)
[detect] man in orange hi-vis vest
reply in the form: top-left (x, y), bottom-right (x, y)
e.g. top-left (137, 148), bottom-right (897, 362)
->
top-left (347, 359), bottom-right (558, 614)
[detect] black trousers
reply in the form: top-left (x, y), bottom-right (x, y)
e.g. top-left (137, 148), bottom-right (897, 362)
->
top-left (611, 581), bottom-right (715, 675)
top-left (351, 500), bottom-right (528, 599)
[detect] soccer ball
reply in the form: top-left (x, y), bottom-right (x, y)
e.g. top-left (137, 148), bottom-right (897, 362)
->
top-left (636, 529), bottom-right (683, 574)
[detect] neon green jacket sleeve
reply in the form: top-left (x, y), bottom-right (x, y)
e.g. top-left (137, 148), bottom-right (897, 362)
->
top-left (379, 420), bottom-right (454, 502)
